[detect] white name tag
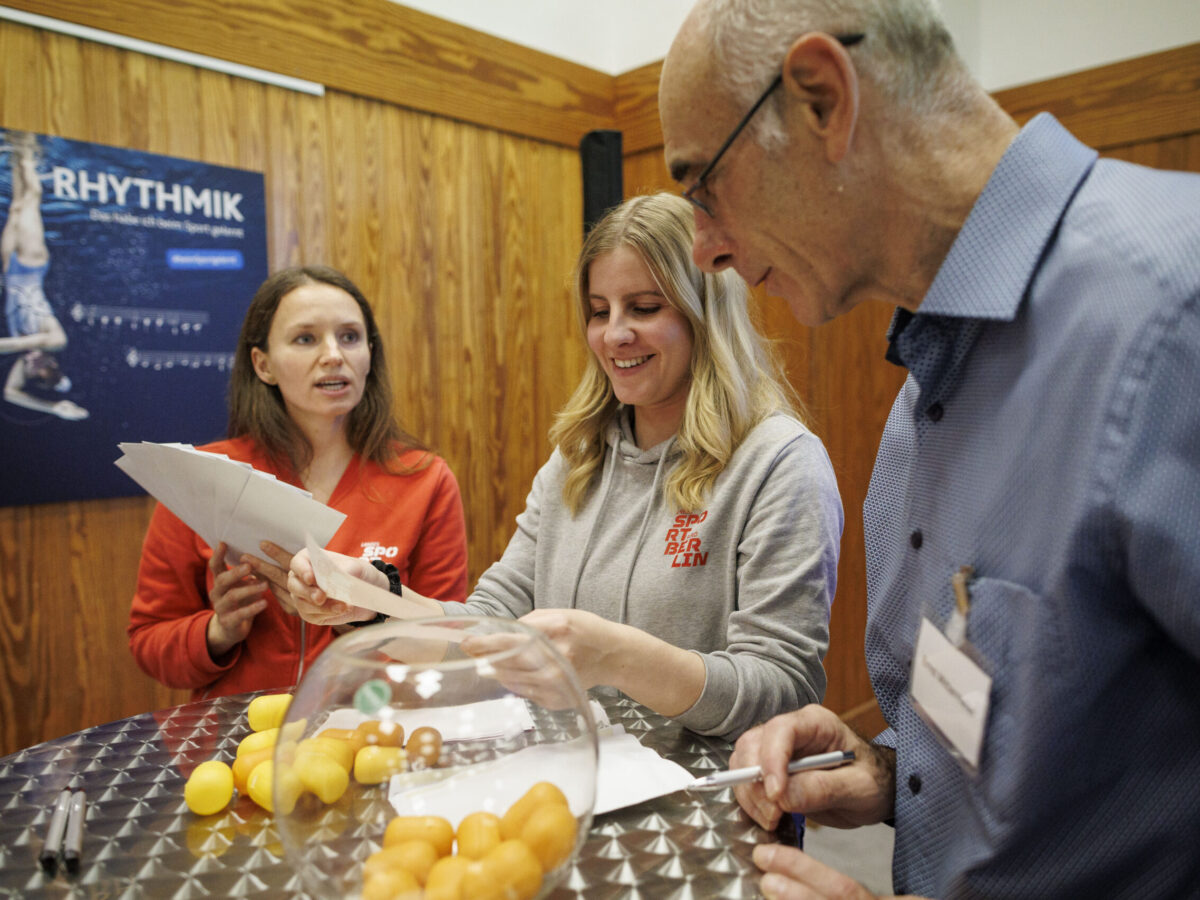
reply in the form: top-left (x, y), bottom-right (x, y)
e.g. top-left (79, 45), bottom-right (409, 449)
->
top-left (910, 617), bottom-right (992, 770)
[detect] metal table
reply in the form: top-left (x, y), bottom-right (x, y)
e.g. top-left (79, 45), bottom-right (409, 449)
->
top-left (0, 689), bottom-right (792, 898)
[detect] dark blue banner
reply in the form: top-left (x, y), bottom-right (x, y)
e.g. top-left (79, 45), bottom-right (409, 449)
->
top-left (1, 129), bottom-right (268, 507)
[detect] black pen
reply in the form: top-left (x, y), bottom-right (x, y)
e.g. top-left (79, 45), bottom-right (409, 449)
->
top-left (39, 789), bottom-right (72, 874)
top-left (63, 791), bottom-right (87, 874)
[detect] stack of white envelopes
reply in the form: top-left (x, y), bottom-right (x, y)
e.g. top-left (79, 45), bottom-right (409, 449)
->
top-left (114, 441), bottom-right (346, 563)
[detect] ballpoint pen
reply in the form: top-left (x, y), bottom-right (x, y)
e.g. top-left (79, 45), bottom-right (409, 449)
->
top-left (687, 750), bottom-right (855, 790)
top-left (63, 791), bottom-right (87, 874)
top-left (39, 789), bottom-right (72, 874)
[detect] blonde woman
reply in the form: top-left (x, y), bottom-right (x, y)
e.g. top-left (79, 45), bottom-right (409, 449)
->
top-left (290, 194), bottom-right (842, 740)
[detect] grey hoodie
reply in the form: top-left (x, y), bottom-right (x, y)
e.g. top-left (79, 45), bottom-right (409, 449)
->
top-left (448, 409), bottom-right (843, 739)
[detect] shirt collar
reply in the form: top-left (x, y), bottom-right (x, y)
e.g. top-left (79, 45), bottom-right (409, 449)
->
top-left (917, 113), bottom-right (1098, 321)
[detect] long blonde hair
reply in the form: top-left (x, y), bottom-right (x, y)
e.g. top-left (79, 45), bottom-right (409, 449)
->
top-left (549, 193), bottom-right (803, 513)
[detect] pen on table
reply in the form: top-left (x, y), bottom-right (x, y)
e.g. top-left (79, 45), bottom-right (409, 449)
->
top-left (688, 750), bottom-right (855, 790)
top-left (39, 789), bottom-right (72, 874)
top-left (63, 791), bottom-right (87, 874)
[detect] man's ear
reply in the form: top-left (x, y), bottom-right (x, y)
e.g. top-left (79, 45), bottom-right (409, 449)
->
top-left (250, 346), bottom-right (276, 385)
top-left (780, 32), bottom-right (859, 163)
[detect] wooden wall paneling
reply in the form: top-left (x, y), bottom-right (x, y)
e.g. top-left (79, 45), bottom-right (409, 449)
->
top-left (493, 132), bottom-right (537, 564)
top-left (381, 110), bottom-right (440, 452)
top-left (5, 0), bottom-right (616, 149)
top-left (991, 42), bottom-right (1200, 151)
top-left (525, 137), bottom-right (589, 467)
top-left (263, 89), bottom-right (302, 267)
top-left (431, 118), bottom-right (489, 582)
top-left (1, 21), bottom-right (43, 131)
top-left (614, 62), bottom-right (664, 156)
top-left (622, 146), bottom-right (673, 200)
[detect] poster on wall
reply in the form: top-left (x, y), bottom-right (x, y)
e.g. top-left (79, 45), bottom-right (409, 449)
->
top-left (0, 128), bottom-right (268, 508)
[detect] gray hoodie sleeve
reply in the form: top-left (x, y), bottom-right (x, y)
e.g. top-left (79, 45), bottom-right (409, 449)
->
top-left (673, 429), bottom-right (843, 739)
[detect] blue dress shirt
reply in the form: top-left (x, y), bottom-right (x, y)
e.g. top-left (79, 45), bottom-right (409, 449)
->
top-left (864, 114), bottom-right (1200, 898)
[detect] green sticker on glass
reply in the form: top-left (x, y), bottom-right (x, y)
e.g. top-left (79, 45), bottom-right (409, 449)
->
top-left (354, 678), bottom-right (391, 715)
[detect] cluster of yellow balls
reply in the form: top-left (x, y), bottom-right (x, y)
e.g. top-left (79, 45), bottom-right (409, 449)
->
top-left (362, 782), bottom-right (578, 900)
top-left (183, 693), bottom-right (444, 817)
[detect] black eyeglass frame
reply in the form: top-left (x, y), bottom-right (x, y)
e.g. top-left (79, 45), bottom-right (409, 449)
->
top-left (682, 32), bottom-right (865, 217)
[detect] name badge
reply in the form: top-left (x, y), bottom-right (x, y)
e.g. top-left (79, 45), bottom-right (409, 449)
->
top-left (910, 617), bottom-right (992, 770)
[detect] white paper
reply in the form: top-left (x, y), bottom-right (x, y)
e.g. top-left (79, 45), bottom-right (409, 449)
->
top-left (382, 724), bottom-right (693, 825)
top-left (113, 441), bottom-right (346, 560)
top-left (591, 726), bottom-right (695, 813)
top-left (321, 697), bottom-right (536, 743)
top-left (306, 534), bottom-right (434, 620)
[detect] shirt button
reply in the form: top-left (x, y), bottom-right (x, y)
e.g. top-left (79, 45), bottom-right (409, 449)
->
top-left (908, 774), bottom-right (922, 795)
top-left (910, 530), bottom-right (923, 549)
top-left (926, 402), bottom-right (944, 422)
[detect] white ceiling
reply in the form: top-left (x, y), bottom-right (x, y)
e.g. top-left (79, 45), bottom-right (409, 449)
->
top-left (390, 0), bottom-right (1200, 90)
top-left (394, 0), bottom-right (694, 75)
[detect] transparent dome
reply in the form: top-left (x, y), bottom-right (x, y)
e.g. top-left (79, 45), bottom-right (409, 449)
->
top-left (273, 616), bottom-right (598, 899)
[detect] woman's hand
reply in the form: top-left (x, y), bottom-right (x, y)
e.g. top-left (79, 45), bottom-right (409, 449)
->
top-left (471, 610), bottom-right (706, 719)
top-left (205, 541), bottom-right (269, 658)
top-left (285, 546), bottom-right (386, 626)
top-left (242, 540), bottom-right (306, 616)
top-left (730, 704), bottom-right (896, 831)
top-left (515, 608), bottom-right (619, 690)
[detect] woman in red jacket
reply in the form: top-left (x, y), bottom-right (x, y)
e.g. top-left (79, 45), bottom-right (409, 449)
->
top-left (128, 266), bottom-right (468, 699)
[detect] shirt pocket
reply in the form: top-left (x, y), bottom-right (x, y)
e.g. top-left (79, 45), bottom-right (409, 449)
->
top-left (958, 575), bottom-right (1080, 820)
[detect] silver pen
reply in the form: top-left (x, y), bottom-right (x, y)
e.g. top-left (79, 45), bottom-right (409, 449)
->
top-left (688, 750), bottom-right (855, 790)
top-left (63, 791), bottom-right (87, 874)
top-left (39, 789), bottom-right (72, 874)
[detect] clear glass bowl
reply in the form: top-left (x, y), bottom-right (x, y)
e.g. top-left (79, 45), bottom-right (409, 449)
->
top-left (273, 616), bottom-right (598, 899)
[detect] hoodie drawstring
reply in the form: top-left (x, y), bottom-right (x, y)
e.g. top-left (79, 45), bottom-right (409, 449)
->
top-left (567, 443), bottom-right (620, 610)
top-left (617, 441), bottom-right (671, 624)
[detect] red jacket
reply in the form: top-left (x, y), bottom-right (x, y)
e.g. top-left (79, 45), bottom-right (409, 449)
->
top-left (128, 437), bottom-right (468, 699)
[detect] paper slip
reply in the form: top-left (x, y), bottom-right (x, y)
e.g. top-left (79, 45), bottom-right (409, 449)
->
top-left (322, 696), bottom-right (536, 743)
top-left (384, 725), bottom-right (694, 824)
top-left (114, 441), bottom-right (346, 561)
top-left (306, 535), bottom-right (433, 621)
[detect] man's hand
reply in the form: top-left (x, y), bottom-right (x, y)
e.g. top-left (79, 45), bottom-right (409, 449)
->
top-left (752, 843), bottom-right (925, 900)
top-left (731, 705), bottom-right (896, 830)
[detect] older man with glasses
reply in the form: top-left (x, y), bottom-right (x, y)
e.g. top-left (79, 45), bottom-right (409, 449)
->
top-left (660, 1), bottom-right (1200, 898)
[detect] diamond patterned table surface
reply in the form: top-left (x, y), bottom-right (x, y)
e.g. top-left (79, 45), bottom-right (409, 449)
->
top-left (0, 688), bottom-right (793, 898)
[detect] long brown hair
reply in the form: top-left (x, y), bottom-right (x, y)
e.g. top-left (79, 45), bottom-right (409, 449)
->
top-left (227, 265), bottom-right (426, 475)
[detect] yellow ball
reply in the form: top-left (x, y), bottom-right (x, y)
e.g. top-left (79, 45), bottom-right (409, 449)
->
top-left (184, 759), bottom-right (235, 816)
top-left (247, 693), bottom-right (292, 732)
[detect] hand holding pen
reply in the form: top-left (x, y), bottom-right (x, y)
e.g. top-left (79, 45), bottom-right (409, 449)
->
top-left (730, 705), bottom-right (898, 832)
top-left (689, 750), bottom-right (855, 790)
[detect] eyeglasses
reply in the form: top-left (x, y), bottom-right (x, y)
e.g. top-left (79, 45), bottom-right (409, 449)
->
top-left (682, 33), bottom-right (865, 217)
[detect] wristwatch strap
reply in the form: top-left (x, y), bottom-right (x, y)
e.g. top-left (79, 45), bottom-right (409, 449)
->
top-left (345, 560), bottom-right (398, 628)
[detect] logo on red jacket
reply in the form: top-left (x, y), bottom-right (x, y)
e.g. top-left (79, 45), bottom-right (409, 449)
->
top-left (663, 511), bottom-right (708, 568)
top-left (360, 541), bottom-right (399, 560)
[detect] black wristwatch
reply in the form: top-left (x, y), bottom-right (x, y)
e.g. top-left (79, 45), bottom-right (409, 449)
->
top-left (345, 560), bottom-right (399, 628)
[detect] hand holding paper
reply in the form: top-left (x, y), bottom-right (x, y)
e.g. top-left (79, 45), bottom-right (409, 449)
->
top-left (286, 537), bottom-right (440, 626)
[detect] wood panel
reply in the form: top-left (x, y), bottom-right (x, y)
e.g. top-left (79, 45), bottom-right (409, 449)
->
top-left (992, 42), bottom-right (1200, 150)
top-left (0, 19), bottom-right (587, 756)
top-left (616, 43), bottom-right (1200, 731)
top-left (2, 0), bottom-right (615, 148)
